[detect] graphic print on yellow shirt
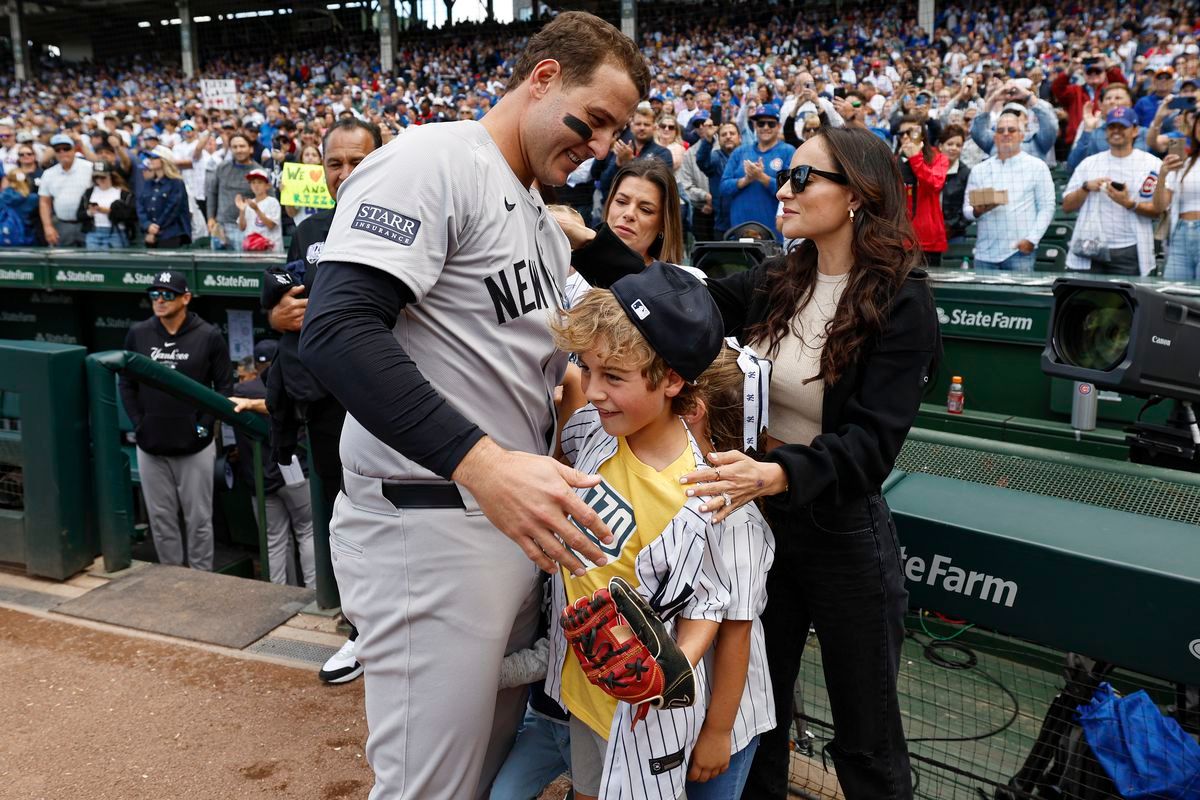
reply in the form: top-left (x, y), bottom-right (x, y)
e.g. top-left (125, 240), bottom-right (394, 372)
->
top-left (560, 435), bottom-right (696, 739)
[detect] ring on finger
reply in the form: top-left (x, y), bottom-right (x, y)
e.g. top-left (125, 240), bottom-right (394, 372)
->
top-left (721, 492), bottom-right (733, 506)
top-left (714, 469), bottom-right (721, 481)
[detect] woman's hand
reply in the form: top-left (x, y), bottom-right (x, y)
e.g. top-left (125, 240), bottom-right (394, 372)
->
top-left (1161, 153), bottom-right (1186, 174)
top-left (680, 450), bottom-right (788, 523)
top-left (234, 194), bottom-right (246, 211)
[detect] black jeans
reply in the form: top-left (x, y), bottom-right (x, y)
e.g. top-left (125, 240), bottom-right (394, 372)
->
top-left (745, 493), bottom-right (913, 800)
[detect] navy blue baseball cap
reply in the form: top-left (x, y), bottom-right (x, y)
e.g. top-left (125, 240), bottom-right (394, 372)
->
top-left (254, 340), bottom-right (278, 363)
top-left (149, 269), bottom-right (189, 294)
top-left (611, 262), bottom-right (723, 383)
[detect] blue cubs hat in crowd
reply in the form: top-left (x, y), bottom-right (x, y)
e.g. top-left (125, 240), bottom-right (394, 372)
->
top-left (611, 262), bottom-right (723, 383)
top-left (751, 103), bottom-right (782, 121)
top-left (1106, 107), bottom-right (1137, 128)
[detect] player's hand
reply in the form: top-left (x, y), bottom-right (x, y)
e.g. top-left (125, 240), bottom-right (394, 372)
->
top-left (687, 726), bottom-right (732, 783)
top-left (453, 438), bottom-right (614, 576)
top-left (269, 286), bottom-right (308, 332)
top-left (680, 449), bottom-right (788, 524)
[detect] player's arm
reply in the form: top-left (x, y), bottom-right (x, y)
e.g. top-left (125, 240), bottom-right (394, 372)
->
top-left (300, 262), bottom-right (613, 575)
top-left (688, 620), bottom-right (752, 783)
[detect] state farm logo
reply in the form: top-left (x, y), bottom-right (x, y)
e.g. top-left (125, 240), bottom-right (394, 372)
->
top-left (937, 306), bottom-right (1034, 332)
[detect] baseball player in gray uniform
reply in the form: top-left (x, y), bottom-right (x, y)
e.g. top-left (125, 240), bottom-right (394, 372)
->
top-left (298, 13), bottom-right (650, 800)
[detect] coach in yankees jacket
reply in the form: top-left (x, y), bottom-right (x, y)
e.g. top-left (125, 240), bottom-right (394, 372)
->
top-left (120, 269), bottom-right (233, 571)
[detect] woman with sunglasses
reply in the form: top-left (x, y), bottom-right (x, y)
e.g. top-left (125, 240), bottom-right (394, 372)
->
top-left (653, 113), bottom-right (687, 170)
top-left (0, 169), bottom-right (38, 246)
top-left (77, 161), bottom-right (137, 250)
top-left (569, 126), bottom-right (941, 800)
top-left (896, 115), bottom-right (949, 267)
top-left (137, 145), bottom-right (192, 248)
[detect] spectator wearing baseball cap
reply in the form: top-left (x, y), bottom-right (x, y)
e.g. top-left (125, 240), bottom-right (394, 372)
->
top-left (1134, 66), bottom-right (1178, 126)
top-left (137, 142), bottom-right (191, 248)
top-left (1063, 106), bottom-right (1163, 276)
top-left (118, 270), bottom-right (233, 573)
top-left (1051, 55), bottom-right (1129, 146)
top-left (720, 101), bottom-right (795, 242)
top-left (77, 158), bottom-right (137, 250)
top-left (38, 132), bottom-right (92, 246)
top-left (237, 167), bottom-right (282, 252)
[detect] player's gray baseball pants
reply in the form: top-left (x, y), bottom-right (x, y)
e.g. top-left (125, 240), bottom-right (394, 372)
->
top-left (251, 480), bottom-right (316, 586)
top-left (136, 442), bottom-right (216, 571)
top-left (331, 471), bottom-right (541, 800)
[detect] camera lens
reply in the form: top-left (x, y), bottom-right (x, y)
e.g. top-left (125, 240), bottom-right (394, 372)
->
top-left (1054, 288), bottom-right (1133, 371)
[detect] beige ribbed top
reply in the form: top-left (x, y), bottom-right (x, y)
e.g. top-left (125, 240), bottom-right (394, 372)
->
top-left (763, 271), bottom-right (848, 446)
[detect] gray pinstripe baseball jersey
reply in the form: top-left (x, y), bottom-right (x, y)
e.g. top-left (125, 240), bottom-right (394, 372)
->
top-left (318, 120), bottom-right (572, 495)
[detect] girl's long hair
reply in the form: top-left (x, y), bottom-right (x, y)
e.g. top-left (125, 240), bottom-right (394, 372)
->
top-left (745, 126), bottom-right (920, 386)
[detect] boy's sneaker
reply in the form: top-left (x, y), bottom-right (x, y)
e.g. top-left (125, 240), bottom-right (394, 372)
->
top-left (318, 637), bottom-right (363, 684)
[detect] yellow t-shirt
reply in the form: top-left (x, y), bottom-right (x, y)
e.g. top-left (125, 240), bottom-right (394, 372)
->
top-left (560, 436), bottom-right (696, 739)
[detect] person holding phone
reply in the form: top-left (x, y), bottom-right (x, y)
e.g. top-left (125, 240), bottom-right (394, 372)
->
top-left (1134, 67), bottom-right (1179, 127)
top-left (1147, 94), bottom-right (1197, 154)
top-left (895, 115), bottom-right (949, 266)
top-left (1051, 54), bottom-right (1127, 146)
top-left (1151, 112), bottom-right (1200, 281)
top-left (1063, 107), bottom-right (1163, 276)
top-left (972, 80), bottom-right (1059, 164)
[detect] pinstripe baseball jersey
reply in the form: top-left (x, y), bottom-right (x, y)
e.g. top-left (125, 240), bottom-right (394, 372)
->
top-left (318, 120), bottom-right (571, 493)
top-left (547, 405), bottom-right (732, 798)
top-left (702, 501), bottom-right (777, 754)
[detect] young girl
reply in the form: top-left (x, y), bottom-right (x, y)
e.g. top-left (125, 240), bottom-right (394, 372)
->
top-left (684, 340), bottom-right (776, 800)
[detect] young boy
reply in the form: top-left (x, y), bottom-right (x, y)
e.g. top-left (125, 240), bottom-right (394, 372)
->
top-left (546, 263), bottom-right (730, 800)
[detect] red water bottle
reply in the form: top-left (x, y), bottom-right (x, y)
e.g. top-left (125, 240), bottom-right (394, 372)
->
top-left (947, 375), bottom-right (965, 414)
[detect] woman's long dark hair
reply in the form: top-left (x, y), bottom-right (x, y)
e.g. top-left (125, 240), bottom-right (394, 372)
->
top-left (746, 126), bottom-right (919, 386)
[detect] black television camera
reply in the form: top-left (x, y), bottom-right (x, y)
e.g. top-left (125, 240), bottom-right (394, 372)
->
top-left (1041, 277), bottom-right (1200, 470)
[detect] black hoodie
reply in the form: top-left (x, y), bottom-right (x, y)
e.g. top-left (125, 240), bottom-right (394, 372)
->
top-left (119, 311), bottom-right (234, 456)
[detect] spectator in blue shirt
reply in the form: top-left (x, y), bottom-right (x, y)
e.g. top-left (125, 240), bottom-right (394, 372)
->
top-left (1133, 68), bottom-right (1176, 127)
top-left (695, 119), bottom-right (742, 237)
top-left (971, 82), bottom-right (1059, 165)
top-left (721, 103), bottom-right (795, 242)
top-left (137, 145), bottom-right (191, 248)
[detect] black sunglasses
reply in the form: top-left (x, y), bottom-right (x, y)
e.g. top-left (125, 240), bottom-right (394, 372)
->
top-left (776, 164), bottom-right (850, 193)
top-left (755, 119), bottom-right (779, 128)
top-left (53, 145), bottom-right (73, 152)
top-left (148, 290), bottom-right (178, 301)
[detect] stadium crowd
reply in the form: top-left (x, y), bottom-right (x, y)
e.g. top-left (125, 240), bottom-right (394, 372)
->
top-left (1, 0), bottom-right (1199, 277)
